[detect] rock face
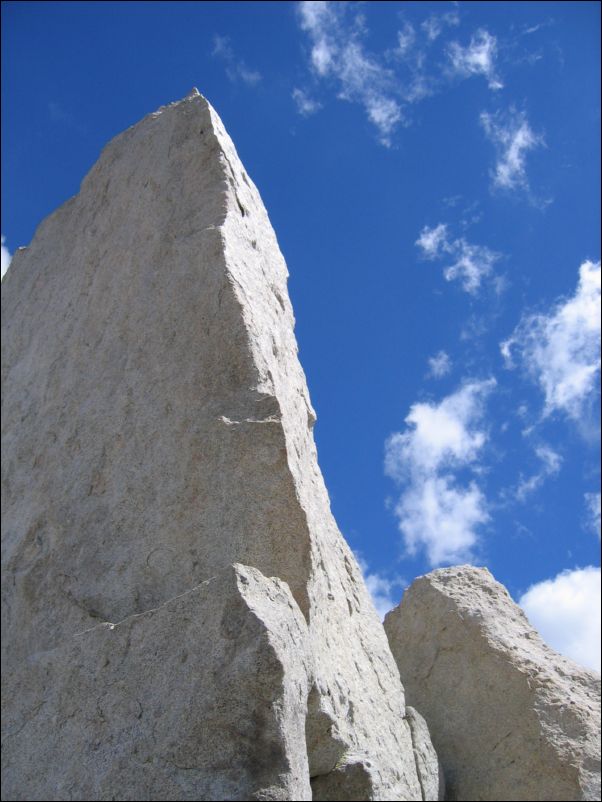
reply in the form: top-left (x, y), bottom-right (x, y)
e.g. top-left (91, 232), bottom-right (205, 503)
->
top-left (384, 566), bottom-right (601, 802)
top-left (2, 564), bottom-right (313, 801)
top-left (1, 90), bottom-right (437, 800)
top-left (406, 707), bottom-right (445, 802)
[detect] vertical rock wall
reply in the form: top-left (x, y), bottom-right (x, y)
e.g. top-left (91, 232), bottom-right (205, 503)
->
top-left (1, 90), bottom-right (435, 800)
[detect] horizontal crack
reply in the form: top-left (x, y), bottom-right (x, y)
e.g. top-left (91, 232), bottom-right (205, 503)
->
top-left (218, 415), bottom-right (282, 426)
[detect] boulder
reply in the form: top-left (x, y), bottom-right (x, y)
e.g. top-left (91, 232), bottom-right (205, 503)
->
top-left (384, 566), bottom-right (601, 801)
top-left (2, 563), bottom-right (312, 801)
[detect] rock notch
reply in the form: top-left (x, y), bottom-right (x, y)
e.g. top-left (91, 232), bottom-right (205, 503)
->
top-left (1, 90), bottom-right (439, 800)
top-left (384, 566), bottom-right (601, 802)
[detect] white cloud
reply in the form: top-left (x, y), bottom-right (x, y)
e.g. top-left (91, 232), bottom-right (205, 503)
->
top-left (422, 11), bottom-right (460, 43)
top-left (444, 240), bottom-right (499, 294)
top-left (448, 29), bottom-right (503, 89)
top-left (212, 34), bottom-right (262, 86)
top-left (295, 5), bottom-right (544, 146)
top-left (395, 22), bottom-right (416, 56)
top-left (480, 108), bottom-right (544, 191)
top-left (537, 444), bottom-right (563, 473)
top-left (386, 380), bottom-right (494, 477)
top-left (297, 1), bottom-right (403, 145)
top-left (355, 555), bottom-right (406, 620)
top-left (585, 492), bottom-right (601, 539)
top-left (517, 403), bottom-right (529, 418)
top-left (519, 566), bottom-right (601, 673)
top-left (416, 223), bottom-right (500, 294)
top-left (501, 260), bottom-right (601, 421)
top-left (292, 88), bottom-right (322, 116)
top-left (388, 20), bottom-right (435, 104)
top-left (513, 444), bottom-right (562, 502)
top-left (393, 476), bottom-right (489, 566)
top-left (385, 380), bottom-right (495, 565)
top-left (1, 235), bottom-right (11, 281)
top-left (416, 223), bottom-right (449, 259)
top-left (427, 350), bottom-right (452, 378)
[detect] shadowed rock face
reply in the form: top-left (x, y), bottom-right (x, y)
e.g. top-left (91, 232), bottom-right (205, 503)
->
top-left (1, 90), bottom-right (437, 800)
top-left (384, 566), bottom-right (601, 802)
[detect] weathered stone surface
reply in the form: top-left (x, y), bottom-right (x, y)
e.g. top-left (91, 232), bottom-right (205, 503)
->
top-left (2, 563), bottom-right (312, 801)
top-left (384, 566), bottom-right (601, 802)
top-left (406, 707), bottom-right (445, 802)
top-left (2, 90), bottom-right (431, 799)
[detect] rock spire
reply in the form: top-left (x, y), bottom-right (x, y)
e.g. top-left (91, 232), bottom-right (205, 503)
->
top-left (1, 91), bottom-right (437, 801)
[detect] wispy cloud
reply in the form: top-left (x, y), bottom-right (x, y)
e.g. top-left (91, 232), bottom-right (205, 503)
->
top-left (292, 87), bottom-right (322, 116)
top-left (395, 21), bottom-right (416, 56)
top-left (421, 10), bottom-right (460, 43)
top-left (517, 19), bottom-right (555, 37)
top-left (387, 23), bottom-right (433, 105)
top-left (585, 492), bottom-right (601, 539)
top-left (355, 554), bottom-right (406, 620)
top-left (1, 235), bottom-right (11, 281)
top-left (448, 29), bottom-right (503, 89)
top-left (416, 223), bottom-right (501, 294)
top-left (295, 5), bottom-right (543, 146)
top-left (212, 34), bottom-right (262, 86)
top-left (444, 241), bottom-right (500, 294)
top-left (480, 107), bottom-right (544, 191)
top-left (427, 350), bottom-right (452, 378)
top-left (385, 379), bottom-right (495, 566)
top-left (509, 444), bottom-right (562, 502)
top-left (501, 260), bottom-right (601, 422)
top-left (416, 223), bottom-right (449, 259)
top-left (519, 566), bottom-right (601, 673)
top-left (296, 1), bottom-right (402, 145)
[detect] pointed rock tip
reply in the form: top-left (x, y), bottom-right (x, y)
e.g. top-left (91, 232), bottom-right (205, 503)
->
top-left (180, 86), bottom-right (212, 111)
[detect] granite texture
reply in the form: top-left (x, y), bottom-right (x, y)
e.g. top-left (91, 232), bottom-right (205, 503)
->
top-left (385, 566), bottom-right (601, 801)
top-left (1, 90), bottom-right (436, 801)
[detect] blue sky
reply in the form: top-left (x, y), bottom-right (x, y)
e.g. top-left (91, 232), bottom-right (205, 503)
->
top-left (2, 1), bottom-right (600, 670)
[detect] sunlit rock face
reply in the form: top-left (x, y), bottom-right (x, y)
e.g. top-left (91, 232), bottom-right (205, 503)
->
top-left (1, 90), bottom-right (435, 801)
top-left (385, 565), bottom-right (601, 802)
